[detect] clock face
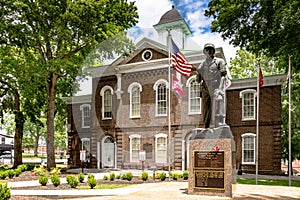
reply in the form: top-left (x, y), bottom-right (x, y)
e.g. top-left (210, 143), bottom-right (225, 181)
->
top-left (142, 50), bottom-right (152, 61)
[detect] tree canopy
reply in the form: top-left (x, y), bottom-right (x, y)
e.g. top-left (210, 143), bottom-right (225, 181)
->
top-left (1, 0), bottom-right (139, 168)
top-left (205, 0), bottom-right (300, 71)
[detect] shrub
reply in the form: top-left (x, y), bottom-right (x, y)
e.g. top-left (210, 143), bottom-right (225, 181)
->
top-left (87, 174), bottom-right (97, 189)
top-left (172, 173), bottom-right (179, 180)
top-left (26, 164), bottom-right (35, 171)
top-left (116, 174), bottom-right (121, 179)
top-left (17, 164), bottom-right (27, 172)
top-left (7, 170), bottom-right (15, 179)
top-left (141, 171), bottom-right (148, 181)
top-left (66, 175), bottom-right (78, 188)
top-left (126, 172), bottom-right (133, 181)
top-left (103, 175), bottom-right (108, 180)
top-left (0, 172), bottom-right (7, 180)
top-left (109, 172), bottom-right (115, 181)
top-left (121, 174), bottom-right (127, 180)
top-left (50, 174), bottom-right (60, 187)
top-left (160, 172), bottom-right (166, 181)
top-left (39, 175), bottom-right (48, 186)
top-left (182, 171), bottom-right (189, 180)
top-left (50, 168), bottom-right (61, 175)
top-left (33, 166), bottom-right (47, 176)
top-left (0, 181), bottom-right (11, 200)
top-left (155, 172), bottom-right (161, 179)
top-left (78, 173), bottom-right (85, 183)
top-left (14, 169), bottom-right (22, 177)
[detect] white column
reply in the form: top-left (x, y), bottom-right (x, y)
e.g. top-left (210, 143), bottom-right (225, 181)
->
top-left (182, 140), bottom-right (185, 171)
top-left (97, 142), bottom-right (100, 169)
top-left (114, 142), bottom-right (117, 169)
top-left (115, 69), bottom-right (123, 99)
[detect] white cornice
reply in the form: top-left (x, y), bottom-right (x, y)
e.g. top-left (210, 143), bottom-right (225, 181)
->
top-left (227, 74), bottom-right (286, 90)
top-left (62, 95), bottom-right (92, 105)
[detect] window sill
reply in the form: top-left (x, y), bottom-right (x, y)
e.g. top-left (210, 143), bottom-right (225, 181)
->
top-left (242, 118), bottom-right (256, 121)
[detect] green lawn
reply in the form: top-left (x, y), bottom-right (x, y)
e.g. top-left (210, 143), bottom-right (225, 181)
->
top-left (237, 178), bottom-right (300, 187)
top-left (79, 184), bottom-right (132, 189)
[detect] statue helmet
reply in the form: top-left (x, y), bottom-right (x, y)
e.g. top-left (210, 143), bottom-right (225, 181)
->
top-left (204, 43), bottom-right (215, 50)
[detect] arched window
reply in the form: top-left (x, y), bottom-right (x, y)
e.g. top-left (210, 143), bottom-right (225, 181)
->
top-left (129, 134), bottom-right (141, 162)
top-left (155, 133), bottom-right (167, 163)
top-left (153, 79), bottom-right (168, 116)
top-left (242, 133), bottom-right (256, 164)
top-left (80, 104), bottom-right (91, 128)
top-left (186, 75), bottom-right (201, 114)
top-left (240, 89), bottom-right (256, 120)
top-left (128, 82), bottom-right (142, 118)
top-left (100, 86), bottom-right (113, 120)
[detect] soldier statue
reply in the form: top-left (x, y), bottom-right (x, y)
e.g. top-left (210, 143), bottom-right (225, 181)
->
top-left (193, 43), bottom-right (230, 128)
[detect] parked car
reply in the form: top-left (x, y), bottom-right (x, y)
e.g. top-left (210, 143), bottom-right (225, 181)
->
top-left (0, 151), bottom-right (13, 159)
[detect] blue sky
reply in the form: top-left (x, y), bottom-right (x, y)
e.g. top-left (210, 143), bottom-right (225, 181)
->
top-left (129, 0), bottom-right (237, 62)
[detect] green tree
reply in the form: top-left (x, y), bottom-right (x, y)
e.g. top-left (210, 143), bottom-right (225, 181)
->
top-left (0, 46), bottom-right (32, 167)
top-left (281, 73), bottom-right (300, 169)
top-left (205, 0), bottom-right (300, 71)
top-left (230, 49), bottom-right (284, 79)
top-left (1, 0), bottom-right (138, 168)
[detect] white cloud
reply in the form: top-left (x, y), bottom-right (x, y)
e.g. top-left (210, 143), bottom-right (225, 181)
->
top-left (130, 0), bottom-right (172, 28)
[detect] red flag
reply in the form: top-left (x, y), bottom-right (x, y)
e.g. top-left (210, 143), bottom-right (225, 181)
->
top-left (171, 39), bottom-right (192, 77)
top-left (172, 74), bottom-right (184, 99)
top-left (259, 68), bottom-right (264, 88)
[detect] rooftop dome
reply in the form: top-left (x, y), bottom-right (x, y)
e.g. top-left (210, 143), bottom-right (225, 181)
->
top-left (155, 5), bottom-right (184, 26)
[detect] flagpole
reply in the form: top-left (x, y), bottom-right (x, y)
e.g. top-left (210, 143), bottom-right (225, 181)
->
top-left (288, 55), bottom-right (292, 186)
top-left (167, 29), bottom-right (172, 181)
top-left (255, 60), bottom-right (260, 185)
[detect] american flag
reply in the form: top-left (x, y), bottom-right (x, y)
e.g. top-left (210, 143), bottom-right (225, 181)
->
top-left (171, 39), bottom-right (192, 77)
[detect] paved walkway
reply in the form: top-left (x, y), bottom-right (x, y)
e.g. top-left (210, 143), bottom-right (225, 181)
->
top-left (8, 170), bottom-right (300, 200)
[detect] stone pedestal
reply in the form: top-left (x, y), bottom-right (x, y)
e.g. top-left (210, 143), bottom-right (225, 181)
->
top-left (188, 126), bottom-right (236, 198)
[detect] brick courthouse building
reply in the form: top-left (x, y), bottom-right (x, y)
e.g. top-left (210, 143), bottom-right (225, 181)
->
top-left (64, 7), bottom-right (285, 175)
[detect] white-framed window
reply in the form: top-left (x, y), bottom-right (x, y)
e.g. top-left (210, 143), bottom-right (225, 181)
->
top-left (240, 89), bottom-right (256, 120)
top-left (155, 133), bottom-right (167, 163)
top-left (81, 138), bottom-right (91, 162)
top-left (186, 75), bottom-right (201, 114)
top-left (153, 79), bottom-right (168, 116)
top-left (128, 82), bottom-right (142, 118)
top-left (129, 134), bottom-right (141, 162)
top-left (242, 133), bottom-right (256, 164)
top-left (80, 104), bottom-right (91, 128)
top-left (100, 86), bottom-right (113, 120)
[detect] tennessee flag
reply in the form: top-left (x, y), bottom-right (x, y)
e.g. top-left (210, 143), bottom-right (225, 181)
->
top-left (259, 67), bottom-right (264, 88)
top-left (171, 39), bottom-right (192, 77)
top-left (172, 74), bottom-right (184, 99)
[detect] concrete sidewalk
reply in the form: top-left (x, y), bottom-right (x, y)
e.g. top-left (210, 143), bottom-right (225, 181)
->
top-left (10, 182), bottom-right (300, 200)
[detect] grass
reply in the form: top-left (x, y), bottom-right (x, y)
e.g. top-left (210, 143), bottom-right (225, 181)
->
top-left (237, 178), bottom-right (300, 187)
top-left (78, 184), bottom-right (132, 189)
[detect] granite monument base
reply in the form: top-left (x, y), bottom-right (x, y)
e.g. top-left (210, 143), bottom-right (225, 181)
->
top-left (188, 126), bottom-right (236, 198)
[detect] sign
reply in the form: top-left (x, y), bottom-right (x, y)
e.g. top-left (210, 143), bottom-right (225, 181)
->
top-left (194, 151), bottom-right (224, 169)
top-left (139, 150), bottom-right (146, 161)
top-left (193, 151), bottom-right (225, 190)
top-left (80, 150), bottom-right (86, 161)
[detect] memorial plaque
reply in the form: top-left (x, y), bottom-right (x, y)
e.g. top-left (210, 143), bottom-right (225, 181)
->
top-left (194, 171), bottom-right (224, 189)
top-left (194, 151), bottom-right (224, 169)
top-left (193, 151), bottom-right (224, 190)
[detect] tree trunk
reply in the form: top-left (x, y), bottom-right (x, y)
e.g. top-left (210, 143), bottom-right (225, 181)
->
top-left (46, 72), bottom-right (58, 168)
top-left (13, 91), bottom-right (24, 168)
top-left (34, 135), bottom-right (39, 157)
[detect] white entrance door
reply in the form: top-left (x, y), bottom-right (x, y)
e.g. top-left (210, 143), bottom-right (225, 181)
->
top-left (185, 134), bottom-right (192, 170)
top-left (102, 136), bottom-right (115, 168)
